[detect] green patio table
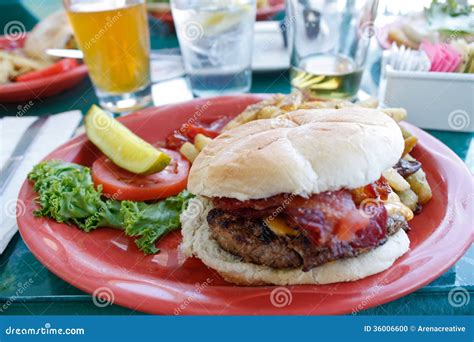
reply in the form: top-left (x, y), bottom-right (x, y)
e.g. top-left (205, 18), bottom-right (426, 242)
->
top-left (0, 0), bottom-right (472, 315)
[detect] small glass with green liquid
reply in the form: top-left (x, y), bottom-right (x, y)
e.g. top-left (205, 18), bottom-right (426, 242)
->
top-left (290, 54), bottom-right (364, 100)
top-left (287, 0), bottom-right (378, 100)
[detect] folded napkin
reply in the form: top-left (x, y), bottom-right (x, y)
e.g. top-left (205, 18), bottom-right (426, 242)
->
top-left (0, 111), bottom-right (82, 254)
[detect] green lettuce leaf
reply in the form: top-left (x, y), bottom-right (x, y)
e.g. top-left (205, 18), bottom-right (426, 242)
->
top-left (28, 160), bottom-right (193, 254)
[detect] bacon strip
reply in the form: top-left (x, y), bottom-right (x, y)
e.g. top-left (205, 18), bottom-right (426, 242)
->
top-left (212, 178), bottom-right (391, 252)
top-left (285, 190), bottom-right (372, 244)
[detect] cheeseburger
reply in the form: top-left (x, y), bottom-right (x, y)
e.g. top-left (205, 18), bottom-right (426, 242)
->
top-left (180, 107), bottom-right (415, 285)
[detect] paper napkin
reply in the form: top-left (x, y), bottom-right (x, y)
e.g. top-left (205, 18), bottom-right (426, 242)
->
top-left (0, 111), bottom-right (82, 254)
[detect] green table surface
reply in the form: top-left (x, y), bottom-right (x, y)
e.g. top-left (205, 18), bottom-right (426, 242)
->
top-left (0, 1), bottom-right (473, 316)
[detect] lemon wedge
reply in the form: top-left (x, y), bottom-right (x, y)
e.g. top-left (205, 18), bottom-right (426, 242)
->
top-left (200, 2), bottom-right (252, 35)
top-left (85, 105), bottom-right (171, 175)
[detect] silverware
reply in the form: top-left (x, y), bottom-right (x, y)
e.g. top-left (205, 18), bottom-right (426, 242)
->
top-left (46, 48), bottom-right (84, 59)
top-left (0, 116), bottom-right (49, 195)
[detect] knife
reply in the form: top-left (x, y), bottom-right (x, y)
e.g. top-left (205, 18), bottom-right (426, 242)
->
top-left (0, 116), bottom-right (49, 195)
top-left (46, 48), bottom-right (182, 60)
top-left (46, 48), bottom-right (84, 59)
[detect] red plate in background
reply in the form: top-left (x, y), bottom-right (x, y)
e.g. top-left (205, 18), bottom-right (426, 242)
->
top-left (17, 95), bottom-right (473, 315)
top-left (150, 0), bottom-right (285, 25)
top-left (0, 35), bottom-right (88, 103)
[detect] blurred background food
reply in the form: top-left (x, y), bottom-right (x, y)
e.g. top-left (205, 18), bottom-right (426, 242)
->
top-left (382, 0), bottom-right (473, 74)
top-left (387, 0), bottom-right (473, 49)
top-left (0, 10), bottom-right (77, 84)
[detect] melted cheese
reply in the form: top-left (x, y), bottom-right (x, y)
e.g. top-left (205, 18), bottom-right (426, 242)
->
top-left (264, 217), bottom-right (299, 236)
top-left (384, 192), bottom-right (414, 221)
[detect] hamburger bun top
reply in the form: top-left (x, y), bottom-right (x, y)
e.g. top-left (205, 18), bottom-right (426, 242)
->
top-left (188, 107), bottom-right (404, 200)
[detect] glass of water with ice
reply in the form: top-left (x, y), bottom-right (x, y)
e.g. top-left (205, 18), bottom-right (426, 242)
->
top-left (171, 0), bottom-right (256, 97)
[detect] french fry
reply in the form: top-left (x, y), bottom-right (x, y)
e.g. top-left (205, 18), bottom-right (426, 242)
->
top-left (403, 136), bottom-right (418, 156)
top-left (356, 98), bottom-right (379, 108)
top-left (383, 168), bottom-right (411, 192)
top-left (406, 169), bottom-right (432, 204)
top-left (382, 108), bottom-right (407, 122)
top-left (0, 59), bottom-right (13, 84)
top-left (256, 106), bottom-right (283, 120)
top-left (297, 101), bottom-right (326, 109)
top-left (400, 125), bottom-right (413, 139)
top-left (180, 142), bottom-right (199, 163)
top-left (278, 91), bottom-right (303, 111)
top-left (194, 134), bottom-right (212, 151)
top-left (223, 94), bottom-right (286, 130)
top-left (396, 188), bottom-right (419, 211)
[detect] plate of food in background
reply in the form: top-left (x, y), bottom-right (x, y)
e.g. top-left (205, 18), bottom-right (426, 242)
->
top-left (148, 0), bottom-right (285, 25)
top-left (0, 11), bottom-right (87, 103)
top-left (377, 0), bottom-right (473, 54)
top-left (16, 92), bottom-right (473, 314)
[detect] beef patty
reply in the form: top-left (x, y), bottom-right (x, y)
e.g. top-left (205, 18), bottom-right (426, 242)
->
top-left (207, 209), bottom-right (409, 271)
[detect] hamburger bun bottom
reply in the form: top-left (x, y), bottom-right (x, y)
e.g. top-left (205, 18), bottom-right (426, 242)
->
top-left (180, 197), bottom-right (410, 286)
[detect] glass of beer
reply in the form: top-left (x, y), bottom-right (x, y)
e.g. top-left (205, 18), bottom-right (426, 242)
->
top-left (64, 0), bottom-right (151, 112)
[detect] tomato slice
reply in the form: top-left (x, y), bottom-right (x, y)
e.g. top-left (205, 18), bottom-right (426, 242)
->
top-left (92, 148), bottom-right (190, 201)
top-left (15, 58), bottom-right (79, 82)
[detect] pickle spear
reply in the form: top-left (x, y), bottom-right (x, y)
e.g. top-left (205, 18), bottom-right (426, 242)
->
top-left (85, 105), bottom-right (171, 175)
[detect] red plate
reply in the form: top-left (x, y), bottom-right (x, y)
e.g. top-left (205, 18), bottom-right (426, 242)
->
top-left (0, 35), bottom-right (88, 102)
top-left (17, 95), bottom-right (473, 315)
top-left (150, 0), bottom-right (285, 25)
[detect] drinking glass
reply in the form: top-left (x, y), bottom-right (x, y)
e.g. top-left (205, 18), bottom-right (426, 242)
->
top-left (171, 0), bottom-right (257, 98)
top-left (287, 0), bottom-right (379, 100)
top-left (64, 0), bottom-right (151, 112)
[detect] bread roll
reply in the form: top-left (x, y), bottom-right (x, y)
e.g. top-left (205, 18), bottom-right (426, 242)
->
top-left (188, 107), bottom-right (404, 200)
